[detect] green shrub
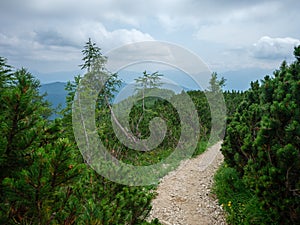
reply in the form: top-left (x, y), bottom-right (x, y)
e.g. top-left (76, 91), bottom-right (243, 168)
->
top-left (213, 164), bottom-right (274, 225)
top-left (219, 46), bottom-right (300, 224)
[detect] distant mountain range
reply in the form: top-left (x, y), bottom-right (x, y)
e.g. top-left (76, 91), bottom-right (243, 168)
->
top-left (220, 68), bottom-right (274, 91)
top-left (39, 67), bottom-right (275, 118)
top-left (39, 80), bottom-right (192, 113)
top-left (39, 82), bottom-right (68, 119)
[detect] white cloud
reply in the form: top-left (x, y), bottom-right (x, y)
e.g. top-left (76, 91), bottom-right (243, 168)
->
top-left (0, 16), bottom-right (154, 72)
top-left (1, 0), bottom-right (300, 74)
top-left (96, 26), bottom-right (154, 50)
top-left (38, 20), bottom-right (154, 50)
top-left (194, 1), bottom-right (283, 46)
top-left (252, 36), bottom-right (300, 60)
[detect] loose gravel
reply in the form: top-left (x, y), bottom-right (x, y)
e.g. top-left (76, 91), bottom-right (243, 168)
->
top-left (148, 142), bottom-right (227, 225)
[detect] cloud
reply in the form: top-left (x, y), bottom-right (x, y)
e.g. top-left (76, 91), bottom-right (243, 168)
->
top-left (0, 15), bottom-right (154, 72)
top-left (34, 21), bottom-right (154, 50)
top-left (194, 1), bottom-right (284, 45)
top-left (1, 0), bottom-right (300, 74)
top-left (252, 36), bottom-right (300, 60)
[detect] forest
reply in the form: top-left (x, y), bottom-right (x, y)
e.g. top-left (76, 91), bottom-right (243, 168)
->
top-left (0, 39), bottom-right (299, 224)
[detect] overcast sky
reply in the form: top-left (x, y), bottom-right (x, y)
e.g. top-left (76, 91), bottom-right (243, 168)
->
top-left (0, 0), bottom-right (299, 85)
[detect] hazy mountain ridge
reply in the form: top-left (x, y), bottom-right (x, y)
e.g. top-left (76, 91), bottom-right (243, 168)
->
top-left (40, 82), bottom-right (68, 110)
top-left (39, 80), bottom-right (194, 112)
top-left (39, 67), bottom-right (274, 117)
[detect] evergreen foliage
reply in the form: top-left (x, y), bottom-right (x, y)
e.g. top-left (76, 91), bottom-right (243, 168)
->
top-left (0, 41), bottom-right (161, 224)
top-left (0, 38), bottom-right (255, 224)
top-left (217, 46), bottom-right (300, 224)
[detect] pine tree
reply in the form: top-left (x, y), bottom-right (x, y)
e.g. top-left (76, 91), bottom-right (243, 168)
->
top-left (206, 72), bottom-right (227, 140)
top-left (67, 40), bottom-right (161, 224)
top-left (0, 68), bottom-right (48, 187)
top-left (0, 39), bottom-right (162, 223)
top-left (80, 37), bottom-right (104, 73)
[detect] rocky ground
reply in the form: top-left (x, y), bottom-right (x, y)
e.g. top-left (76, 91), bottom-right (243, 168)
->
top-left (148, 142), bottom-right (227, 225)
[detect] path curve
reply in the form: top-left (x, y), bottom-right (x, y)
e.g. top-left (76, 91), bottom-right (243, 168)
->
top-left (148, 142), bottom-right (227, 225)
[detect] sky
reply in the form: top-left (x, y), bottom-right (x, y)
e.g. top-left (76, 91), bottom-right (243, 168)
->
top-left (0, 0), bottom-right (299, 89)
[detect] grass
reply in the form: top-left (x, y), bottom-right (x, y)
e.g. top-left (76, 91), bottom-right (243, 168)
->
top-left (212, 164), bottom-right (275, 225)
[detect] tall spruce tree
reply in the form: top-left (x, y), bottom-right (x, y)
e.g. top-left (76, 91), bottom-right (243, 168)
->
top-left (206, 72), bottom-right (227, 140)
top-left (65, 39), bottom-right (161, 225)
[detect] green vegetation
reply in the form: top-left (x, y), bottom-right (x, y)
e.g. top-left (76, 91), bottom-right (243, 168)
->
top-left (214, 46), bottom-right (300, 225)
top-left (2, 38), bottom-right (297, 224)
top-left (0, 39), bottom-right (221, 224)
top-left (0, 41), bottom-right (161, 224)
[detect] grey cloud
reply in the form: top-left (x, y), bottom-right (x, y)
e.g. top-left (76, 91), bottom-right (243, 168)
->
top-left (252, 36), bottom-right (300, 60)
top-left (1, 0), bottom-right (299, 73)
top-left (34, 30), bottom-right (79, 48)
top-left (2, 0), bottom-right (299, 32)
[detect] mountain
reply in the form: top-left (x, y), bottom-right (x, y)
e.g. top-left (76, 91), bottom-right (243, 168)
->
top-left (40, 77), bottom-right (194, 113)
top-left (39, 67), bottom-right (275, 119)
top-left (220, 68), bottom-right (274, 91)
top-left (40, 82), bottom-right (68, 119)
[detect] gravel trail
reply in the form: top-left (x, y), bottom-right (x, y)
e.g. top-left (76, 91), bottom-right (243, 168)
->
top-left (148, 142), bottom-right (227, 225)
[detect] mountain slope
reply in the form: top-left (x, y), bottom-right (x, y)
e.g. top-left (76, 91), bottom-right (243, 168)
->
top-left (40, 82), bottom-right (67, 119)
